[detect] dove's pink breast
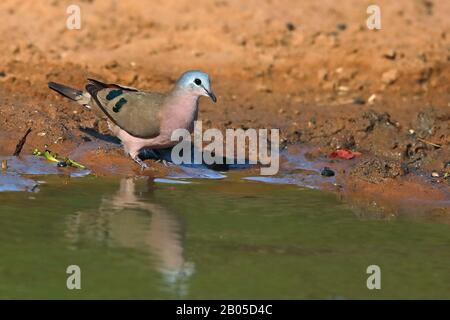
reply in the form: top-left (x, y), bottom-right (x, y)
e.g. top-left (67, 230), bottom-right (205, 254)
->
top-left (110, 93), bottom-right (199, 158)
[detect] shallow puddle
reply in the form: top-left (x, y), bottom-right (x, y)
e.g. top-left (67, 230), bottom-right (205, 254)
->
top-left (0, 173), bottom-right (449, 299)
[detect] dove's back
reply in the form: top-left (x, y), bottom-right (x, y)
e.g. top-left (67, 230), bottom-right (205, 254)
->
top-left (86, 80), bottom-right (165, 139)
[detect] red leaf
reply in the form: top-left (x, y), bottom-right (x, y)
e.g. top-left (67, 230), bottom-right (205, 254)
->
top-left (329, 149), bottom-right (362, 160)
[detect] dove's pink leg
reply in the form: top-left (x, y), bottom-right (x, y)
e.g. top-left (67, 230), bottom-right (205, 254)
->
top-left (109, 122), bottom-right (175, 170)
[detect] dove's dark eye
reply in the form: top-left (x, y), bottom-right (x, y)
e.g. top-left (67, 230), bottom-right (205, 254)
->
top-left (194, 78), bottom-right (202, 86)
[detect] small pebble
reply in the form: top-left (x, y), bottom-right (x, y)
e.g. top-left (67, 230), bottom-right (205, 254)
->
top-left (383, 50), bottom-right (397, 60)
top-left (105, 61), bottom-right (119, 69)
top-left (321, 167), bottom-right (335, 177)
top-left (431, 171), bottom-right (440, 178)
top-left (286, 22), bottom-right (296, 31)
top-left (57, 161), bottom-right (67, 167)
top-left (318, 69), bottom-right (329, 81)
top-left (382, 69), bottom-right (399, 85)
top-left (336, 23), bottom-right (347, 31)
top-left (368, 94), bottom-right (377, 104)
top-left (353, 96), bottom-right (366, 105)
top-left (1, 160), bottom-right (7, 170)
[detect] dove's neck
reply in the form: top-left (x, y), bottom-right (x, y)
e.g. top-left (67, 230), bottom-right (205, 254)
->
top-left (166, 88), bottom-right (199, 111)
top-left (163, 89), bottom-right (200, 133)
top-left (168, 87), bottom-right (199, 99)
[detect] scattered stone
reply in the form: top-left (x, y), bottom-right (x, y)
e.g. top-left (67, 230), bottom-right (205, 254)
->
top-left (382, 69), bottom-right (399, 85)
top-left (418, 67), bottom-right (433, 84)
top-left (286, 22), bottom-right (296, 31)
top-left (1, 160), bottom-right (7, 170)
top-left (353, 96), bottom-right (366, 105)
top-left (431, 171), bottom-right (440, 178)
top-left (12, 45), bottom-right (20, 54)
top-left (321, 167), bottom-right (335, 177)
top-left (57, 161), bottom-right (68, 168)
top-left (256, 84), bottom-right (272, 93)
top-left (318, 69), bottom-right (329, 81)
top-left (105, 60), bottom-right (119, 69)
top-left (336, 23), bottom-right (347, 31)
top-left (368, 94), bottom-right (377, 104)
top-left (417, 52), bottom-right (427, 63)
top-left (383, 50), bottom-right (397, 60)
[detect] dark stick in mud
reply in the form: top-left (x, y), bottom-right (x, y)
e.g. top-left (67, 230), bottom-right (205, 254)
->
top-left (13, 127), bottom-right (32, 156)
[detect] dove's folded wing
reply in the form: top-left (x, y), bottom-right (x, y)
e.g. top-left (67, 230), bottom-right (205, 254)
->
top-left (86, 79), bottom-right (164, 139)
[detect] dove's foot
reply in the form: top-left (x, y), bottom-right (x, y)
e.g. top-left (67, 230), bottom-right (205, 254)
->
top-left (156, 159), bottom-right (172, 167)
top-left (132, 156), bottom-right (149, 171)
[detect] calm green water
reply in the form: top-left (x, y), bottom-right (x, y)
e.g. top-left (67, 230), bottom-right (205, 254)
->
top-left (0, 175), bottom-right (449, 299)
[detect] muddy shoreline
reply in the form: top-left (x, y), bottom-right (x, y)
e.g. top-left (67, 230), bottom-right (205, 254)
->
top-left (0, 1), bottom-right (449, 215)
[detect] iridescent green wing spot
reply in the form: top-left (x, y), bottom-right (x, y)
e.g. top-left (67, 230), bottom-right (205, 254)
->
top-left (106, 89), bottom-right (123, 101)
top-left (113, 97), bottom-right (127, 113)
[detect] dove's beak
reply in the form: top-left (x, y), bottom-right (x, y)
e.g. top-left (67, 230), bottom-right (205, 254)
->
top-left (202, 86), bottom-right (217, 103)
top-left (208, 91), bottom-right (217, 103)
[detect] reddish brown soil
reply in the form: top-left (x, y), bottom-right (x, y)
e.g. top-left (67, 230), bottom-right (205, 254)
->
top-left (0, 1), bottom-right (449, 213)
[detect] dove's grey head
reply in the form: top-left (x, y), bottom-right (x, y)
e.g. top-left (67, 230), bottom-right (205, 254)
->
top-left (174, 70), bottom-right (217, 103)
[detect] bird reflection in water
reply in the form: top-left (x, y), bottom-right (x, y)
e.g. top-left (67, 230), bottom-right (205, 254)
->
top-left (65, 177), bottom-right (194, 297)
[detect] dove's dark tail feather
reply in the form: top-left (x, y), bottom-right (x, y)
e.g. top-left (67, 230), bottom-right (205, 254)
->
top-left (48, 82), bottom-right (84, 101)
